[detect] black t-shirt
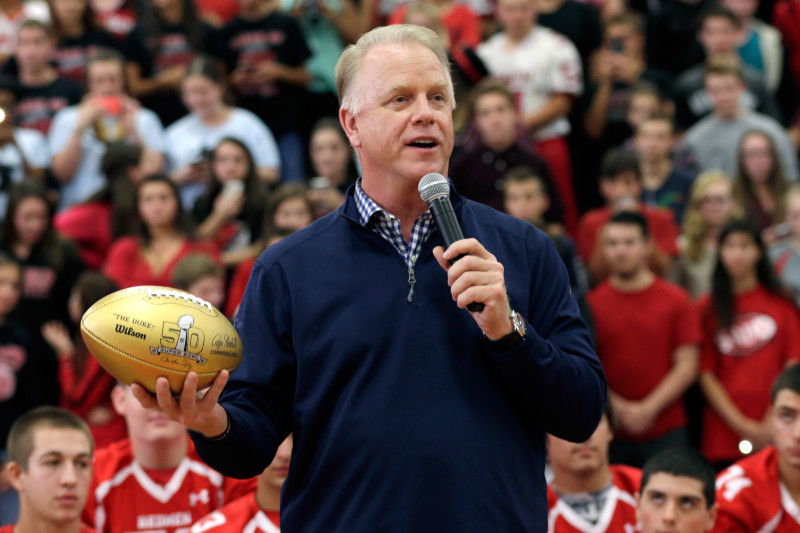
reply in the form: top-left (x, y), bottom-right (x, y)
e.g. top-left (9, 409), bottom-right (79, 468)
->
top-left (15, 77), bottom-right (84, 135)
top-left (124, 22), bottom-right (213, 125)
top-left (645, 0), bottom-right (711, 77)
top-left (54, 30), bottom-right (123, 86)
top-left (538, 0), bottom-right (602, 74)
top-left (0, 319), bottom-right (37, 445)
top-left (210, 12), bottom-right (311, 137)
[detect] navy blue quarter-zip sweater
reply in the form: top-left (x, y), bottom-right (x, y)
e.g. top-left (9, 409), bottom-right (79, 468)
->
top-left (192, 186), bottom-right (606, 532)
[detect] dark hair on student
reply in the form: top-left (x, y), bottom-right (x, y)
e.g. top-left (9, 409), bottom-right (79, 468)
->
top-left (171, 253), bottom-right (222, 291)
top-left (604, 11), bottom-right (643, 33)
top-left (710, 218), bottom-right (787, 330)
top-left (469, 79), bottom-right (514, 115)
top-left (134, 174), bottom-right (194, 246)
top-left (140, 0), bottom-right (203, 53)
top-left (699, 5), bottom-right (742, 31)
top-left (86, 142), bottom-right (144, 239)
top-left (69, 271), bottom-right (118, 377)
top-left (185, 54), bottom-right (225, 85)
top-left (6, 406), bottom-right (94, 470)
top-left (263, 184), bottom-right (314, 235)
top-left (503, 166), bottom-right (549, 195)
top-left (772, 364), bottom-right (800, 404)
top-left (47, 0), bottom-right (98, 44)
top-left (203, 137), bottom-right (265, 239)
top-left (607, 210), bottom-right (649, 239)
top-left (641, 448), bottom-right (716, 509)
top-left (0, 179), bottom-right (67, 269)
top-left (600, 149), bottom-right (641, 181)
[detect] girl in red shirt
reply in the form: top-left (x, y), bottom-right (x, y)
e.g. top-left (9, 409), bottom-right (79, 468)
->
top-left (698, 218), bottom-right (800, 469)
top-left (103, 174), bottom-right (216, 289)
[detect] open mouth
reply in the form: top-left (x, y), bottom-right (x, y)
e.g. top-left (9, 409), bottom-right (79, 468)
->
top-left (408, 139), bottom-right (438, 149)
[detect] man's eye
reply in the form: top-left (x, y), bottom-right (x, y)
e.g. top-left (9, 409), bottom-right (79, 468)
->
top-left (680, 498), bottom-right (698, 510)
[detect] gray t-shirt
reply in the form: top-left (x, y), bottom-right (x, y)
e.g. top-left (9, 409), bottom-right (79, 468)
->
top-left (769, 241), bottom-right (800, 306)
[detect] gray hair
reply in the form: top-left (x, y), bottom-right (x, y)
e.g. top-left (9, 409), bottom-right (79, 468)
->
top-left (335, 25), bottom-right (456, 115)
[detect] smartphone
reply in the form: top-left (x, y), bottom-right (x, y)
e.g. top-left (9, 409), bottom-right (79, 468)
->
top-left (221, 180), bottom-right (245, 201)
top-left (309, 176), bottom-right (331, 190)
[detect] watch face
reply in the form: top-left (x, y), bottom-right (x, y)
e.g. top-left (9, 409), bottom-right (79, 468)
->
top-left (512, 312), bottom-right (526, 337)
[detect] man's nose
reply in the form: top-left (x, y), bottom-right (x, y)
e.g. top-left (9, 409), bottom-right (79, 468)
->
top-left (60, 462), bottom-right (78, 486)
top-left (661, 500), bottom-right (678, 524)
top-left (411, 96), bottom-right (435, 123)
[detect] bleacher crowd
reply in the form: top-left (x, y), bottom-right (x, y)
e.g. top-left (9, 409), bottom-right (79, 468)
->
top-left (0, 0), bottom-right (798, 528)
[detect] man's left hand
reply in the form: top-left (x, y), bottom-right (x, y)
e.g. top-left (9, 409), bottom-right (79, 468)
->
top-left (433, 239), bottom-right (514, 340)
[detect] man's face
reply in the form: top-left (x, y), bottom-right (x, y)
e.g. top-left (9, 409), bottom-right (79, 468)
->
top-left (16, 27), bottom-right (53, 69)
top-left (699, 17), bottom-right (739, 55)
top-left (600, 172), bottom-right (641, 206)
top-left (637, 473), bottom-right (716, 533)
top-left (112, 385), bottom-right (186, 445)
top-left (635, 120), bottom-right (673, 162)
top-left (87, 60), bottom-right (125, 96)
top-left (602, 222), bottom-right (649, 277)
top-left (547, 415), bottom-right (613, 481)
top-left (504, 179), bottom-right (548, 222)
top-left (627, 93), bottom-right (660, 130)
top-left (473, 92), bottom-right (517, 150)
top-left (497, 0), bottom-right (536, 40)
top-left (341, 42), bottom-right (454, 190)
top-left (705, 74), bottom-right (743, 118)
top-left (8, 427), bottom-right (93, 527)
top-left (770, 390), bottom-right (800, 472)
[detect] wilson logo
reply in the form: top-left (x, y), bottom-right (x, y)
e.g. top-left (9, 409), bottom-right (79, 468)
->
top-left (115, 324), bottom-right (147, 340)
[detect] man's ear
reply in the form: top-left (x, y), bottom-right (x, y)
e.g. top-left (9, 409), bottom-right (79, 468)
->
top-left (110, 384), bottom-right (128, 416)
top-left (6, 461), bottom-right (24, 492)
top-left (706, 503), bottom-right (718, 531)
top-left (339, 107), bottom-right (361, 149)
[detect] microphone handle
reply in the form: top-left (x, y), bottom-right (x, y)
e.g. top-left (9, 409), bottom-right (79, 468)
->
top-left (429, 197), bottom-right (485, 313)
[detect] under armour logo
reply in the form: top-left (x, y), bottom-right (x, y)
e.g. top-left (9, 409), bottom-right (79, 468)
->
top-left (189, 489), bottom-right (210, 507)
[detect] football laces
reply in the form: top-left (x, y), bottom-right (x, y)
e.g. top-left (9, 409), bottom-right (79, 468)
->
top-left (144, 288), bottom-right (214, 312)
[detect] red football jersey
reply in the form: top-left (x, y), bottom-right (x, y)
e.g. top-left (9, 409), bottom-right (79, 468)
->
top-left (698, 287), bottom-right (800, 461)
top-left (0, 526), bottom-right (98, 532)
top-left (715, 447), bottom-right (800, 531)
top-left (83, 438), bottom-right (256, 533)
top-left (587, 277), bottom-right (701, 442)
top-left (190, 493), bottom-right (280, 532)
top-left (547, 465), bottom-right (641, 533)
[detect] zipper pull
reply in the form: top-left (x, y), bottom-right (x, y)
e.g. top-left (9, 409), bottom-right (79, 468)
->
top-left (407, 256), bottom-right (417, 303)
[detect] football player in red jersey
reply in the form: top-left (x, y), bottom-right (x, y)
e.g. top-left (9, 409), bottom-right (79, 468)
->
top-left (3, 406), bottom-right (98, 533)
top-left (638, 448), bottom-right (717, 533)
top-left (191, 435), bottom-right (292, 532)
top-left (715, 365), bottom-right (800, 531)
top-left (82, 383), bottom-right (256, 533)
top-left (547, 404), bottom-right (641, 532)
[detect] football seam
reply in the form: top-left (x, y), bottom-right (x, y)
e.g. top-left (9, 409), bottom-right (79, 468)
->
top-left (81, 325), bottom-right (224, 376)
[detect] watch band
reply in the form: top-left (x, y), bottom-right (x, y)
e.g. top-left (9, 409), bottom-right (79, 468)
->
top-left (483, 310), bottom-right (527, 351)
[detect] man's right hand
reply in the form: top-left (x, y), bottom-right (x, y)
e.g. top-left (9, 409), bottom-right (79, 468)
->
top-left (131, 370), bottom-right (230, 438)
top-left (76, 96), bottom-right (105, 131)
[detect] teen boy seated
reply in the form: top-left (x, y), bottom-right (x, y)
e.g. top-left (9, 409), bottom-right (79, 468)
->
top-left (715, 364), bottom-right (800, 531)
top-left (3, 406), bottom-right (98, 533)
top-left (82, 383), bottom-right (256, 533)
top-left (638, 448), bottom-right (717, 533)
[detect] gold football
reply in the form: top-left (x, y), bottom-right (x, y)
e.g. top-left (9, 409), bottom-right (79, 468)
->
top-left (81, 285), bottom-right (243, 394)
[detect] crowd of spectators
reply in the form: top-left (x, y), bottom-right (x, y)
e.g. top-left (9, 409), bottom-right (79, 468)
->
top-left (0, 0), bottom-right (799, 527)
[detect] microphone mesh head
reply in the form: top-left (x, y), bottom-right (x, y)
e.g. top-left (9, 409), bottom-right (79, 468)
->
top-left (418, 173), bottom-right (449, 203)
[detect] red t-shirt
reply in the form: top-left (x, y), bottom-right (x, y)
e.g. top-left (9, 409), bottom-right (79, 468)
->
top-left (55, 202), bottom-right (113, 271)
top-left (547, 465), bottom-right (641, 532)
top-left (698, 286), bottom-right (800, 462)
top-left (102, 237), bottom-right (218, 289)
top-left (715, 446), bottom-right (800, 531)
top-left (0, 526), bottom-right (98, 532)
top-left (83, 438), bottom-right (257, 533)
top-left (190, 493), bottom-right (280, 532)
top-left (577, 205), bottom-right (680, 263)
top-left (587, 277), bottom-right (701, 442)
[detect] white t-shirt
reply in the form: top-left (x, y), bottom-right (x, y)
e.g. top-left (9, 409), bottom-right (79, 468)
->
top-left (0, 127), bottom-right (50, 218)
top-left (165, 107), bottom-right (281, 208)
top-left (48, 105), bottom-right (166, 211)
top-left (477, 26), bottom-right (583, 140)
top-left (0, 1), bottom-right (49, 55)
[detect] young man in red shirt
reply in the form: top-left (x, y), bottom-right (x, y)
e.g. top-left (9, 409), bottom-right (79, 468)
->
top-left (3, 406), bottom-right (98, 533)
top-left (638, 448), bottom-right (717, 533)
top-left (83, 384), bottom-right (255, 533)
top-left (587, 211), bottom-right (700, 467)
top-left (190, 435), bottom-right (292, 532)
top-left (715, 365), bottom-right (800, 531)
top-left (577, 148), bottom-right (680, 284)
top-left (547, 404), bottom-right (640, 532)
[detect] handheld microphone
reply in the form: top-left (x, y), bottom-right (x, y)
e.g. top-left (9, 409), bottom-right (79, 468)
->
top-left (418, 173), bottom-right (484, 313)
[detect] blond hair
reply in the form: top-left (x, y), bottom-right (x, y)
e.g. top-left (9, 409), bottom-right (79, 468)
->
top-left (682, 170), bottom-right (743, 262)
top-left (335, 25), bottom-right (455, 115)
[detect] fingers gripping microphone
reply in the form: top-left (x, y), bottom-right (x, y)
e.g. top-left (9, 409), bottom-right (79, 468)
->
top-left (418, 173), bottom-right (484, 312)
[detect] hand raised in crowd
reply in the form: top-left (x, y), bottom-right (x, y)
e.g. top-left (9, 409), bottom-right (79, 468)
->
top-left (76, 95), bottom-right (106, 132)
top-left (41, 320), bottom-right (75, 357)
top-left (253, 62), bottom-right (284, 85)
top-left (432, 239), bottom-right (513, 340)
top-left (212, 187), bottom-right (245, 220)
top-left (120, 97), bottom-right (141, 138)
top-left (131, 370), bottom-right (230, 437)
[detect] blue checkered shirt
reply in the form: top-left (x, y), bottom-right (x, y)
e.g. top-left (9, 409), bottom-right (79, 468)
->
top-left (354, 180), bottom-right (434, 270)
